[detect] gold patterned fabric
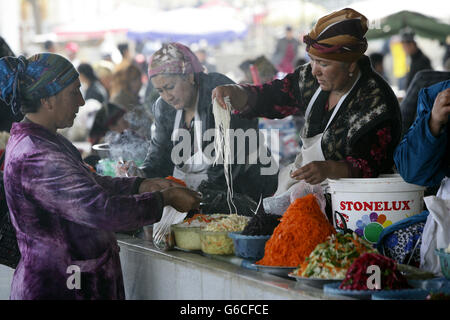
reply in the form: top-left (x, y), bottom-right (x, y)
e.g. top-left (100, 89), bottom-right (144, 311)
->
top-left (303, 8), bottom-right (369, 62)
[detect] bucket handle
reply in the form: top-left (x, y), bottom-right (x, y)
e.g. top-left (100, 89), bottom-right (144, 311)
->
top-left (334, 210), bottom-right (353, 234)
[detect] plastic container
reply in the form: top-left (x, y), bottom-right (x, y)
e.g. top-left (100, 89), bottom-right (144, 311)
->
top-left (172, 224), bottom-right (202, 251)
top-left (200, 230), bottom-right (234, 255)
top-left (96, 159), bottom-right (117, 177)
top-left (435, 248), bottom-right (450, 279)
top-left (228, 232), bottom-right (271, 260)
top-left (328, 174), bottom-right (426, 244)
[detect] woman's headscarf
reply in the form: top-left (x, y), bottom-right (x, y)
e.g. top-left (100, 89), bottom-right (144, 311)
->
top-left (303, 8), bottom-right (369, 62)
top-left (148, 42), bottom-right (204, 78)
top-left (0, 53), bottom-right (79, 115)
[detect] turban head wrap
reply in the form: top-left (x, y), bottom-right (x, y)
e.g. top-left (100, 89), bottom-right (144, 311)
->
top-left (0, 53), bottom-right (79, 114)
top-left (148, 42), bottom-right (204, 78)
top-left (303, 8), bottom-right (369, 62)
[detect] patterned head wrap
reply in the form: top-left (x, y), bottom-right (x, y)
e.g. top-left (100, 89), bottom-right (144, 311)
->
top-left (148, 42), bottom-right (204, 78)
top-left (303, 8), bottom-right (368, 62)
top-left (0, 53), bottom-right (79, 114)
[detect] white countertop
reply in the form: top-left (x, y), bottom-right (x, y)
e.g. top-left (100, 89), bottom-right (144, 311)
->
top-left (116, 234), bottom-right (350, 300)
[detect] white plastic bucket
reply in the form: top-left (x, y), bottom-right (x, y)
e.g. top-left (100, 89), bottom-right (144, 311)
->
top-left (328, 174), bottom-right (426, 244)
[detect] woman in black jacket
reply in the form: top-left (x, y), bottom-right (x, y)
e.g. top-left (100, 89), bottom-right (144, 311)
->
top-left (141, 43), bottom-right (278, 214)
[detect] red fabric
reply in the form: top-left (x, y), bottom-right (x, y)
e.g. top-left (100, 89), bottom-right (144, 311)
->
top-left (345, 156), bottom-right (373, 178)
top-left (371, 127), bottom-right (392, 165)
top-left (249, 64), bottom-right (261, 85)
top-left (277, 43), bottom-right (295, 74)
top-left (345, 127), bottom-right (392, 178)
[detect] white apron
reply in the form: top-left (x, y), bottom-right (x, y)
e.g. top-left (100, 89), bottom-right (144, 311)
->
top-left (153, 105), bottom-right (211, 243)
top-left (275, 74), bottom-right (361, 195)
top-left (171, 108), bottom-right (210, 191)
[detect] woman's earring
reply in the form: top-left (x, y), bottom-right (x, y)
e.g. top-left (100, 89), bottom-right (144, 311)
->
top-left (349, 72), bottom-right (354, 77)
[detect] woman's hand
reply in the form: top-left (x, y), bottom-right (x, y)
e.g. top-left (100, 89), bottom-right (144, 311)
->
top-left (211, 84), bottom-right (248, 112)
top-left (161, 187), bottom-right (202, 212)
top-left (290, 160), bottom-right (350, 185)
top-left (429, 88), bottom-right (450, 137)
top-left (138, 178), bottom-right (181, 193)
top-left (290, 161), bottom-right (330, 185)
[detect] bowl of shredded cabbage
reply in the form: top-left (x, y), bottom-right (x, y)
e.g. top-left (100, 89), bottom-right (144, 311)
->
top-left (200, 214), bottom-right (249, 255)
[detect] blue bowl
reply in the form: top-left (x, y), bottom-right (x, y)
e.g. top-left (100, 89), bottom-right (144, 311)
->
top-left (408, 277), bottom-right (450, 291)
top-left (371, 288), bottom-right (429, 300)
top-left (228, 232), bottom-right (271, 261)
top-left (323, 282), bottom-right (373, 300)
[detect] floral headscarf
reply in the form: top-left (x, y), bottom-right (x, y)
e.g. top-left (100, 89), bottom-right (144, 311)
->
top-left (148, 42), bottom-right (204, 78)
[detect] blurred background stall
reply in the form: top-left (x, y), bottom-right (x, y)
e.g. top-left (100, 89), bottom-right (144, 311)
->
top-left (0, 0), bottom-right (449, 168)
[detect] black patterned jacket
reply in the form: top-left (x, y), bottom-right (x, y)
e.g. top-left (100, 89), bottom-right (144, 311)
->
top-left (240, 55), bottom-right (402, 178)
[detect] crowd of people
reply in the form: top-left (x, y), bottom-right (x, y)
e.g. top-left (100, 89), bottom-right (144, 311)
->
top-left (0, 6), bottom-right (449, 300)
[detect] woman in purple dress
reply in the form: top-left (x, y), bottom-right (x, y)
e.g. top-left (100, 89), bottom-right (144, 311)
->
top-left (0, 53), bottom-right (201, 300)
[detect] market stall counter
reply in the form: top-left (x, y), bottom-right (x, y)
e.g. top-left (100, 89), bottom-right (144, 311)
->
top-left (116, 234), bottom-right (350, 300)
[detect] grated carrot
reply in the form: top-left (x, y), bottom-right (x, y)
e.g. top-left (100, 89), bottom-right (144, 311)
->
top-left (165, 176), bottom-right (187, 187)
top-left (256, 194), bottom-right (335, 267)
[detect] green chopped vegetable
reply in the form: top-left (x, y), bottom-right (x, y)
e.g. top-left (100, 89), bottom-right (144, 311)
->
top-left (293, 233), bottom-right (377, 279)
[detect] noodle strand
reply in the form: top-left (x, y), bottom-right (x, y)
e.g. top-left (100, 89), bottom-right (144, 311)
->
top-left (213, 97), bottom-right (237, 214)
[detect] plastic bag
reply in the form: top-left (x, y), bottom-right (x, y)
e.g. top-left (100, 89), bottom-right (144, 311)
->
top-left (263, 180), bottom-right (326, 216)
top-left (420, 198), bottom-right (450, 276)
top-left (289, 181), bottom-right (326, 215)
top-left (152, 206), bottom-right (186, 251)
top-left (420, 177), bottom-right (450, 275)
top-left (262, 189), bottom-right (291, 216)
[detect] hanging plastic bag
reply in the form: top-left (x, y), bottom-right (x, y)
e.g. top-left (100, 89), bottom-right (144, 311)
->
top-left (420, 177), bottom-right (450, 275)
top-left (152, 176), bottom-right (189, 251)
top-left (153, 206), bottom-right (186, 251)
top-left (262, 189), bottom-right (291, 216)
top-left (420, 195), bottom-right (450, 276)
